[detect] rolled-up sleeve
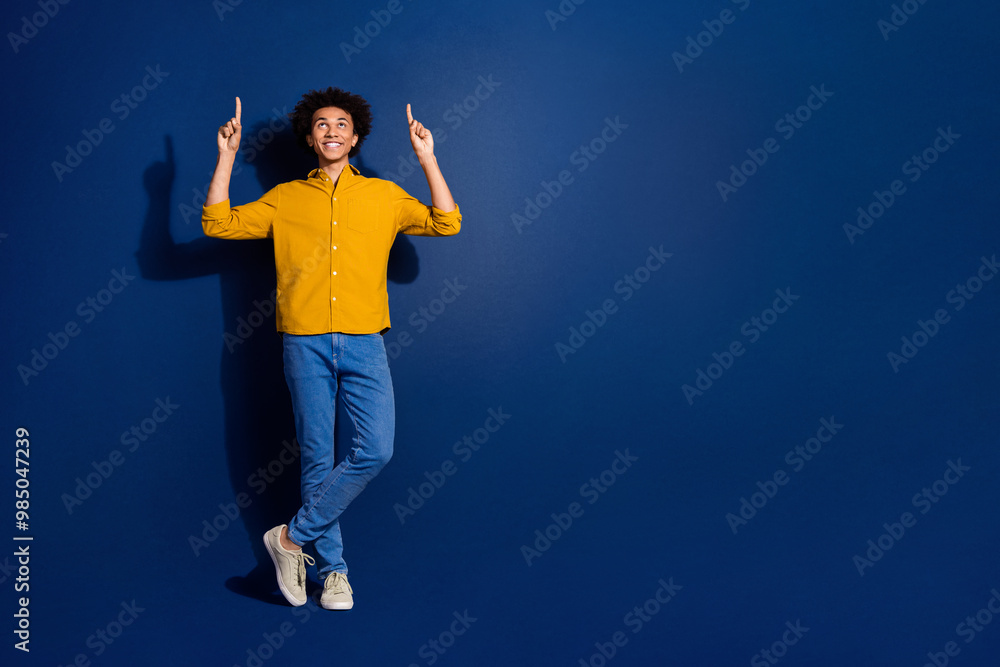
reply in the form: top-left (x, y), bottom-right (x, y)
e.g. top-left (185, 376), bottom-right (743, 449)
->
top-left (391, 181), bottom-right (461, 237)
top-left (202, 187), bottom-right (280, 240)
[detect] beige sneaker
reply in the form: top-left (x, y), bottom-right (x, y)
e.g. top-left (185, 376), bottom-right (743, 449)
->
top-left (263, 525), bottom-right (315, 607)
top-left (321, 572), bottom-right (354, 610)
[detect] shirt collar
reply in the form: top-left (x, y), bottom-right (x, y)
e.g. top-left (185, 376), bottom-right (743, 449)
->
top-left (308, 163), bottom-right (361, 183)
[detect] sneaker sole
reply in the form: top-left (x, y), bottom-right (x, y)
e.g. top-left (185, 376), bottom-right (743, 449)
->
top-left (321, 599), bottom-right (354, 611)
top-left (263, 533), bottom-right (307, 607)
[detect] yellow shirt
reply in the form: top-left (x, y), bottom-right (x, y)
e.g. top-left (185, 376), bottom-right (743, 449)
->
top-left (202, 164), bottom-right (461, 335)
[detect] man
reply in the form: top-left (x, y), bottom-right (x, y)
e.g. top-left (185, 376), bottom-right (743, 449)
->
top-left (202, 88), bottom-right (460, 610)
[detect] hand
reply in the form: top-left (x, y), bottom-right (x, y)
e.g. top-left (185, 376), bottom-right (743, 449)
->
top-left (217, 96), bottom-right (242, 155)
top-left (406, 103), bottom-right (434, 160)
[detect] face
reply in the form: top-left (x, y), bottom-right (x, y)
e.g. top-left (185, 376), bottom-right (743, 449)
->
top-left (305, 106), bottom-right (358, 163)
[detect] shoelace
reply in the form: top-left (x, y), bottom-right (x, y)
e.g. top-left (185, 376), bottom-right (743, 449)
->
top-left (297, 553), bottom-right (316, 589)
top-left (325, 572), bottom-right (352, 595)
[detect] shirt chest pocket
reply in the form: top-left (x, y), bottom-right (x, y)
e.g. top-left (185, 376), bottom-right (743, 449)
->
top-left (345, 198), bottom-right (389, 234)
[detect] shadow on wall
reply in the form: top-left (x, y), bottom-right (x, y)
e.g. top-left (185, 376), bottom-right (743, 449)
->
top-left (136, 123), bottom-right (418, 603)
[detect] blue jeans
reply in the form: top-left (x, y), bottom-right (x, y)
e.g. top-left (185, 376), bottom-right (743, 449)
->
top-left (282, 333), bottom-right (394, 577)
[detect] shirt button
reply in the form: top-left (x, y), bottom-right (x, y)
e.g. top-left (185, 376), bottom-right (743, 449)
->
top-left (332, 297), bottom-right (337, 301)
top-left (333, 271), bottom-right (337, 275)
top-left (333, 221), bottom-right (337, 225)
top-left (333, 245), bottom-right (337, 250)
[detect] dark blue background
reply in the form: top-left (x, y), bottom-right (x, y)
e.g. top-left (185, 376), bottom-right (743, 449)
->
top-left (3, 0), bottom-right (999, 665)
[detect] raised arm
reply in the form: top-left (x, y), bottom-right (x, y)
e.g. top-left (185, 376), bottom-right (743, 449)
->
top-left (202, 96), bottom-right (276, 240)
top-left (407, 103), bottom-right (456, 213)
top-left (206, 96), bottom-right (242, 207)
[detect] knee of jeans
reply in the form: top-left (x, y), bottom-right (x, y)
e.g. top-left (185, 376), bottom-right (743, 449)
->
top-left (353, 441), bottom-right (392, 473)
top-left (373, 443), bottom-right (393, 472)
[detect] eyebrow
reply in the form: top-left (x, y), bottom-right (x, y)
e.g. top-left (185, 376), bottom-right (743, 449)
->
top-left (315, 116), bottom-right (349, 123)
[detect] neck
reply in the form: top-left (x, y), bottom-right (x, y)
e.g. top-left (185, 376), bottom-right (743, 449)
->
top-left (319, 157), bottom-right (350, 183)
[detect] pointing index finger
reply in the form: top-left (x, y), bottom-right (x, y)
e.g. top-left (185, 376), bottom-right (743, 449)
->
top-left (406, 103), bottom-right (413, 124)
top-left (235, 96), bottom-right (242, 123)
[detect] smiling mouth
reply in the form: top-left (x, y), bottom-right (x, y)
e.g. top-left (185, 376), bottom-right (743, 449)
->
top-left (322, 142), bottom-right (343, 150)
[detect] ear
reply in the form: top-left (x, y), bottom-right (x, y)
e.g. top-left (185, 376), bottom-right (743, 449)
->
top-left (352, 133), bottom-right (358, 147)
top-left (306, 135), bottom-right (314, 147)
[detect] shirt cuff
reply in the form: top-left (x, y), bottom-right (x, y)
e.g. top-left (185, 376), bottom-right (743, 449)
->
top-left (202, 199), bottom-right (231, 215)
top-left (430, 203), bottom-right (461, 222)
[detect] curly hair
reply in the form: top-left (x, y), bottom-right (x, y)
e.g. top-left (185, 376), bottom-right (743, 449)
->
top-left (289, 87), bottom-right (373, 158)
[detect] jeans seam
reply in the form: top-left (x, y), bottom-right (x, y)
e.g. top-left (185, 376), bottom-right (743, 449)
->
top-left (299, 459), bottom-right (350, 528)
